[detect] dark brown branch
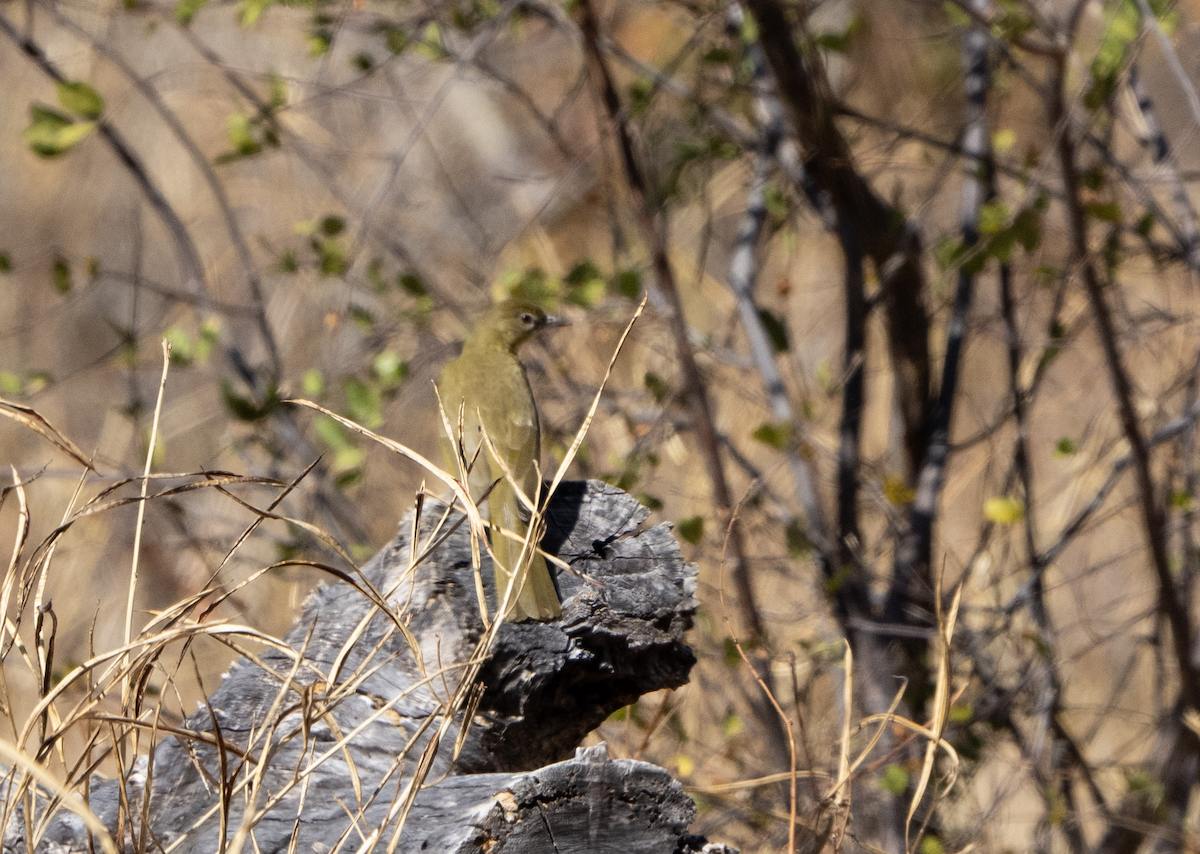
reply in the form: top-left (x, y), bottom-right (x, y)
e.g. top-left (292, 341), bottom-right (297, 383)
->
top-left (1050, 55), bottom-right (1200, 715)
top-left (575, 0), bottom-right (765, 648)
top-left (886, 7), bottom-right (991, 630)
top-left (741, 0), bottom-right (931, 483)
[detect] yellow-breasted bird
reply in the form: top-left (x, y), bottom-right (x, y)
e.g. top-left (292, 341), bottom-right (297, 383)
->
top-left (435, 300), bottom-right (566, 622)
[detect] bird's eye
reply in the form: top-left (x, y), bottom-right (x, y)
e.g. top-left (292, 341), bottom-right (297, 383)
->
top-left (519, 313), bottom-right (535, 326)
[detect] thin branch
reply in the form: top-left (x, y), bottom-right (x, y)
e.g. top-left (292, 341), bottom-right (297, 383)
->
top-left (0, 7), bottom-right (210, 316)
top-left (36, 0), bottom-right (282, 382)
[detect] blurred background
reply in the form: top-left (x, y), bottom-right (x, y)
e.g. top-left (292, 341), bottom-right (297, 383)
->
top-left (3, 0), bottom-right (1200, 850)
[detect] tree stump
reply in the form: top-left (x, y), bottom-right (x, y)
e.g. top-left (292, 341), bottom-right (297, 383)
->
top-left (6, 481), bottom-right (725, 854)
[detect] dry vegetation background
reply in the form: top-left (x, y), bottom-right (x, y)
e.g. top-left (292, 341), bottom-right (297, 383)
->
top-left (3, 0), bottom-right (1200, 851)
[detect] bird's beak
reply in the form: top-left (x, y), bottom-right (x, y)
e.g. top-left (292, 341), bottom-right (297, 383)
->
top-left (542, 314), bottom-right (571, 329)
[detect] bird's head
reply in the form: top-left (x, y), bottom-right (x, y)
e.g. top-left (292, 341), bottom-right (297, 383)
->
top-left (475, 300), bottom-right (569, 353)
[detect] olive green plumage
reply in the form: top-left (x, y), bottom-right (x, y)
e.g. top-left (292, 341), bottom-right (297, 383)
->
top-left (435, 300), bottom-right (566, 621)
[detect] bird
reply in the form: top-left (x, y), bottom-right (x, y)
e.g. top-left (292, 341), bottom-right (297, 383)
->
top-left (435, 300), bottom-right (567, 622)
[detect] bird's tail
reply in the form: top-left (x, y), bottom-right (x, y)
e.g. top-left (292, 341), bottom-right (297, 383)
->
top-left (491, 483), bottom-right (562, 621)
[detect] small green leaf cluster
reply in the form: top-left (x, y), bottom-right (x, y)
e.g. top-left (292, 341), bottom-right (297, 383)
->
top-left (303, 352), bottom-right (410, 489)
top-left (935, 193), bottom-right (1047, 276)
top-left (24, 81), bottom-right (104, 158)
top-left (494, 261), bottom-right (643, 309)
top-left (164, 319), bottom-right (221, 367)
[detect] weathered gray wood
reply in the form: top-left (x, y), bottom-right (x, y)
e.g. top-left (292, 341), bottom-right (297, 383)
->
top-left (6, 481), bottom-right (715, 854)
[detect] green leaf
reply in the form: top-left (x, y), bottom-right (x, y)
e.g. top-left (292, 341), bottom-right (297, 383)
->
top-left (920, 836), bottom-right (944, 854)
top-left (565, 261), bottom-right (606, 308)
top-left (379, 23), bottom-right (409, 54)
top-left (943, 2), bottom-right (971, 27)
top-left (315, 415), bottom-right (349, 449)
top-left (333, 445), bottom-right (366, 473)
top-left (883, 474), bottom-right (916, 506)
top-left (1085, 201), bottom-right (1122, 222)
top-left (350, 304), bottom-right (373, 328)
top-left (398, 273), bottom-right (427, 296)
top-left (344, 379), bottom-right (383, 429)
top-left (317, 239), bottom-right (346, 276)
top-left (52, 256), bottom-right (71, 293)
top-left (1012, 207), bottom-right (1043, 252)
top-left (879, 763), bottom-right (908, 795)
top-left (25, 105), bottom-right (95, 157)
top-left (677, 515), bottom-right (704, 544)
top-left (933, 236), bottom-right (969, 271)
top-left (978, 200), bottom-right (1010, 234)
top-left (637, 493), bottom-right (663, 511)
top-left (614, 269), bottom-right (642, 300)
top-left (320, 215), bottom-right (345, 236)
top-left (948, 702), bottom-right (974, 723)
top-left (720, 712), bottom-right (743, 738)
top-left (814, 12), bottom-right (864, 53)
top-left (373, 350), bottom-right (409, 387)
top-left (644, 371), bottom-right (669, 403)
top-left (415, 22), bottom-right (445, 59)
top-left (992, 128), bottom-right (1016, 153)
top-left (1171, 491), bottom-right (1195, 512)
top-left (1080, 166), bottom-right (1107, 192)
top-left (303, 369), bottom-right (325, 396)
top-left (222, 382), bottom-right (280, 421)
top-left (984, 496), bottom-right (1025, 525)
top-left (628, 78), bottom-right (653, 116)
top-left (175, 0), bottom-right (208, 23)
top-left (0, 372), bottom-right (22, 395)
top-left (164, 326), bottom-right (195, 366)
top-left (240, 0), bottom-right (272, 27)
top-left (1054, 437), bottom-right (1076, 457)
top-left (226, 113), bottom-right (260, 156)
top-left (756, 307), bottom-right (789, 352)
top-left (752, 421), bottom-right (791, 450)
top-left (56, 81), bottom-right (104, 119)
top-left (785, 517), bottom-right (812, 557)
top-left (0, 252), bottom-right (9, 272)
top-left (308, 30), bottom-right (333, 56)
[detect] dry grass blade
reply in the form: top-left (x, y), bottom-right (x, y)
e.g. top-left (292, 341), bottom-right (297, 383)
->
top-left (126, 340), bottom-right (172, 662)
top-left (544, 295), bottom-right (647, 501)
top-left (0, 398), bottom-right (95, 471)
top-left (834, 639), bottom-right (852, 807)
top-left (287, 397), bottom-right (490, 582)
top-left (906, 580), bottom-right (963, 851)
top-left (17, 623), bottom-right (302, 752)
top-left (0, 468), bottom-right (30, 657)
top-left (0, 738), bottom-right (119, 854)
top-left (829, 667), bottom-right (908, 802)
top-left (686, 769), bottom-right (830, 794)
